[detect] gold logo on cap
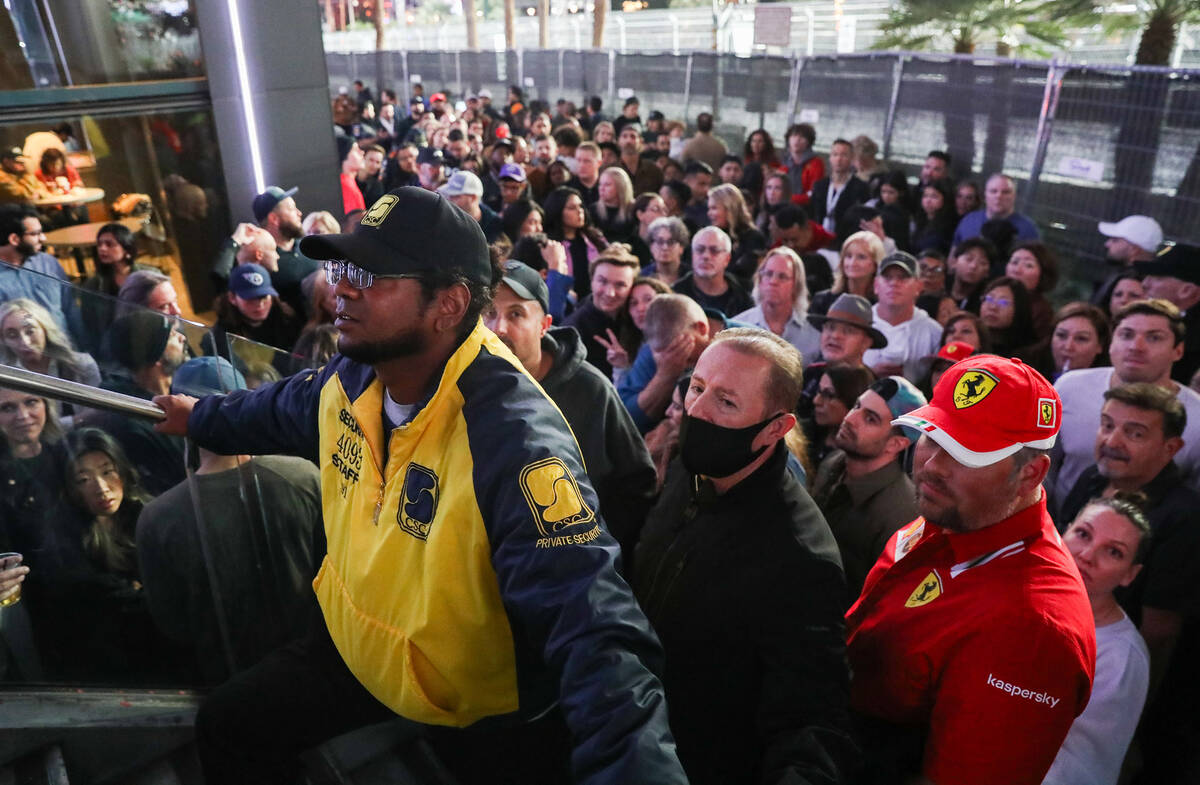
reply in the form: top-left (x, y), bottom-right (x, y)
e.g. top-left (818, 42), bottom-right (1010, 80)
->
top-left (1037, 397), bottom-right (1057, 429)
top-left (905, 570), bottom-right (943, 608)
top-left (361, 194), bottom-right (399, 227)
top-left (953, 369), bottom-right (998, 409)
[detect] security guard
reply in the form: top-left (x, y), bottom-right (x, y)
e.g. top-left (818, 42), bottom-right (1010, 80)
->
top-left (154, 187), bottom-right (685, 785)
top-left (846, 355), bottom-right (1096, 785)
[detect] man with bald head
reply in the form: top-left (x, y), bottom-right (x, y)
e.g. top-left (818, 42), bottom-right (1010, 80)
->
top-left (619, 294), bottom-right (712, 432)
top-left (234, 228), bottom-right (279, 273)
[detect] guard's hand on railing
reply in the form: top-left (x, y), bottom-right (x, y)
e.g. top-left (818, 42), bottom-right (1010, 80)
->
top-left (152, 394), bottom-right (198, 436)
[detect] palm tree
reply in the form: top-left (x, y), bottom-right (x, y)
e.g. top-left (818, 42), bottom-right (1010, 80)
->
top-left (1035, 0), bottom-right (1200, 65)
top-left (874, 0), bottom-right (1063, 56)
top-left (464, 0), bottom-right (479, 49)
top-left (594, 0), bottom-right (607, 48)
top-left (1038, 1), bottom-right (1200, 216)
top-left (873, 1), bottom-right (1064, 179)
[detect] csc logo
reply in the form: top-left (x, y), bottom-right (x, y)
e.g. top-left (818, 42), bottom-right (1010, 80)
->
top-left (398, 463), bottom-right (439, 540)
top-left (519, 458), bottom-right (594, 537)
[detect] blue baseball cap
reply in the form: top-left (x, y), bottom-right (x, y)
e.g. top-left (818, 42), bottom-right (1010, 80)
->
top-left (229, 263), bottom-right (278, 300)
top-left (171, 356), bottom-right (247, 397)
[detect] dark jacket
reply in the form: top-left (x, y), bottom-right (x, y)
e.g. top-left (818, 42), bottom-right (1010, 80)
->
top-left (1058, 461), bottom-right (1200, 626)
top-left (728, 225), bottom-right (768, 285)
top-left (632, 445), bottom-right (857, 785)
top-left (672, 272), bottom-right (753, 318)
top-left (809, 176), bottom-right (871, 230)
top-left (563, 295), bottom-right (621, 379)
top-left (810, 450), bottom-right (918, 596)
top-left (478, 202), bottom-right (504, 243)
top-left (187, 323), bottom-right (686, 783)
top-left (538, 327), bottom-right (657, 566)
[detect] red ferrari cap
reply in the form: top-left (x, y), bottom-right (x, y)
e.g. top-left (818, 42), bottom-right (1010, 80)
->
top-left (894, 355), bottom-right (1061, 468)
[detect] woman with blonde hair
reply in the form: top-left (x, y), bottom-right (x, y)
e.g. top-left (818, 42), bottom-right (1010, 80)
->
top-left (590, 166), bottom-right (636, 243)
top-left (809, 230), bottom-right (886, 316)
top-left (0, 298), bottom-right (100, 423)
top-left (706, 182), bottom-right (766, 282)
top-left (302, 211), bottom-right (341, 236)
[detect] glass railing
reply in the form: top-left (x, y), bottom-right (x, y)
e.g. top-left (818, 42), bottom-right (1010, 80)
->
top-left (0, 270), bottom-right (324, 689)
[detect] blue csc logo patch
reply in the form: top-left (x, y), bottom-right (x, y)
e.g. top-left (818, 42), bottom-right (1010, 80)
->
top-left (398, 463), bottom-right (439, 540)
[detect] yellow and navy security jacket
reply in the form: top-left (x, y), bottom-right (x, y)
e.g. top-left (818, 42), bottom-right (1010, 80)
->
top-left (188, 319), bottom-right (685, 783)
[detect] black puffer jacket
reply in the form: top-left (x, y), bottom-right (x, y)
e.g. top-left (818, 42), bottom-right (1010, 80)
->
top-left (633, 444), bottom-right (858, 785)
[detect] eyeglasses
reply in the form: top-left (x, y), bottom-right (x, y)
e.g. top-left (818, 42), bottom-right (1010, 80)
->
top-left (919, 265), bottom-right (943, 276)
top-left (692, 244), bottom-right (725, 256)
top-left (983, 294), bottom-right (1012, 308)
top-left (759, 270), bottom-right (793, 282)
top-left (324, 259), bottom-right (420, 290)
top-left (814, 386), bottom-right (837, 400)
top-left (651, 237), bottom-right (676, 246)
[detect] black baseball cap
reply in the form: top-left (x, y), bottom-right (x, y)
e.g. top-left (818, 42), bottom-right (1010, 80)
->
top-left (252, 185), bottom-right (298, 223)
top-left (1, 146), bottom-right (25, 161)
top-left (416, 147), bottom-right (443, 166)
top-left (1136, 243), bottom-right (1200, 285)
top-left (879, 251), bottom-right (919, 277)
top-left (500, 261), bottom-right (549, 314)
top-left (300, 187), bottom-right (491, 285)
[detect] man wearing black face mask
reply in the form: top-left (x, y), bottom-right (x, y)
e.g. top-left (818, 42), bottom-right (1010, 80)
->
top-left (631, 328), bottom-right (856, 785)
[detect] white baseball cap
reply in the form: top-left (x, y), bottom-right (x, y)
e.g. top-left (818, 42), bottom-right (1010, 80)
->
top-left (438, 170), bottom-right (484, 198)
top-left (1098, 215), bottom-right (1163, 253)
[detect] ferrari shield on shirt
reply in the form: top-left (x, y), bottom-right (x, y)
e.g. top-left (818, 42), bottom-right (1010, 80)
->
top-left (845, 496), bottom-right (1096, 785)
top-left (187, 319), bottom-right (685, 784)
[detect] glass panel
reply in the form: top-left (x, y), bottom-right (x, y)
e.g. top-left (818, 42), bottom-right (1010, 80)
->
top-left (0, 274), bottom-right (214, 684)
top-left (0, 0), bottom-right (204, 90)
top-left (0, 104), bottom-right (232, 318)
top-left (0, 273), bottom-right (324, 688)
top-left (197, 334), bottom-right (325, 685)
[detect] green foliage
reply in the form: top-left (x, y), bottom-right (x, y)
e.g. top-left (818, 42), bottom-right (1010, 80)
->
top-left (873, 0), bottom-right (1067, 55)
top-left (1032, 0), bottom-right (1200, 64)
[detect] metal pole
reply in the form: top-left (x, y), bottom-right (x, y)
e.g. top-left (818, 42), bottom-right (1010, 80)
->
top-left (1023, 59), bottom-right (1065, 211)
top-left (683, 52), bottom-right (694, 123)
top-left (881, 54), bottom-right (905, 161)
top-left (607, 49), bottom-right (616, 108)
top-left (518, 48), bottom-right (525, 94)
top-left (0, 365), bottom-right (165, 422)
top-left (558, 48), bottom-right (565, 93)
top-left (785, 55), bottom-right (801, 126)
top-left (401, 50), bottom-right (410, 94)
top-left (456, 51), bottom-right (463, 97)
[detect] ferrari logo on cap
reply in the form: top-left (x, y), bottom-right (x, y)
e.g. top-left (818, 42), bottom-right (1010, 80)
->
top-left (953, 369), bottom-right (998, 409)
top-left (905, 570), bottom-right (943, 608)
top-left (1037, 397), bottom-right (1057, 429)
top-left (520, 458), bottom-right (595, 537)
top-left (361, 194), bottom-right (399, 227)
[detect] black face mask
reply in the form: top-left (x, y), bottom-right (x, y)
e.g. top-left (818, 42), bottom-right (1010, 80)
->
top-left (678, 411), bottom-right (781, 479)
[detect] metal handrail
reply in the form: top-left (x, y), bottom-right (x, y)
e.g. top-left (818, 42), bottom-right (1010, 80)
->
top-left (0, 365), bottom-right (165, 422)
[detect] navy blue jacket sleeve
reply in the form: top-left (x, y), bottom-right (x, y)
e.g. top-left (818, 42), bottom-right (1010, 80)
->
top-left (458, 348), bottom-right (687, 785)
top-left (187, 362), bottom-right (335, 462)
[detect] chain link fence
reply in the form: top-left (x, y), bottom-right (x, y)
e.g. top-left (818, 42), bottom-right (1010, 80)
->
top-left (326, 49), bottom-right (1200, 302)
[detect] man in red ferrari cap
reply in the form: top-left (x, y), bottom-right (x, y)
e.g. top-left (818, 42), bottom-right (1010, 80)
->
top-left (845, 355), bottom-right (1096, 785)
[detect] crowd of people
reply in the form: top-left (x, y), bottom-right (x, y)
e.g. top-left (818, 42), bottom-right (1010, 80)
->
top-left (0, 79), bottom-right (1196, 785)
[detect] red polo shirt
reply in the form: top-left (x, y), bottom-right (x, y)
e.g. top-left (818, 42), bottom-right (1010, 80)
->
top-left (846, 495), bottom-right (1096, 785)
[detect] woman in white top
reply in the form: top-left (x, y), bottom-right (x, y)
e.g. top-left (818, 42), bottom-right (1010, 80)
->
top-left (1045, 494), bottom-right (1152, 785)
